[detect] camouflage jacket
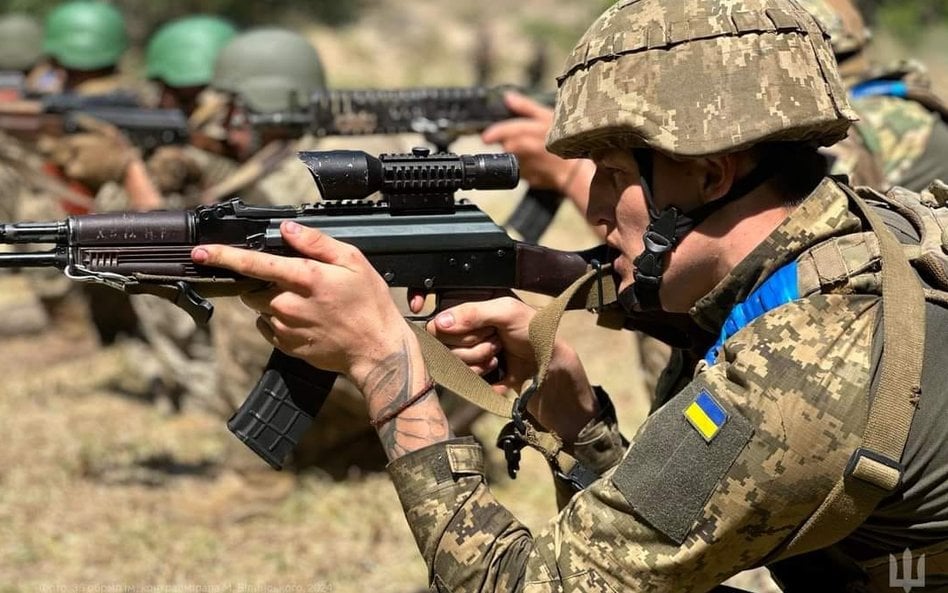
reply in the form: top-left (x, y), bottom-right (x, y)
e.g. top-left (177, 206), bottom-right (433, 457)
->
top-left (387, 179), bottom-right (948, 591)
top-left (842, 62), bottom-right (948, 193)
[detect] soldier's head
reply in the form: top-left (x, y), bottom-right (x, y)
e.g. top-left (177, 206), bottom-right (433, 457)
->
top-left (208, 27), bottom-right (326, 161)
top-left (42, 1), bottom-right (127, 90)
top-left (146, 16), bottom-right (237, 115)
top-left (0, 14), bottom-right (43, 73)
top-left (548, 0), bottom-right (855, 313)
top-left (796, 0), bottom-right (871, 80)
top-left (0, 14), bottom-right (43, 100)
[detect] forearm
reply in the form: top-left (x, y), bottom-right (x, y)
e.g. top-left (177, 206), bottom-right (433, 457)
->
top-left (353, 329), bottom-right (452, 462)
top-left (388, 438), bottom-right (537, 591)
top-left (123, 157), bottom-right (164, 211)
top-left (529, 341), bottom-right (601, 445)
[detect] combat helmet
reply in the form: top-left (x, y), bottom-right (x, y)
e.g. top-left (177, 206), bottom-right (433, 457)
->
top-left (0, 14), bottom-right (42, 71)
top-left (548, 0), bottom-right (854, 159)
top-left (146, 16), bottom-right (237, 88)
top-left (43, 1), bottom-right (127, 71)
top-left (795, 0), bottom-right (871, 79)
top-left (211, 28), bottom-right (326, 114)
top-left (547, 0), bottom-right (857, 311)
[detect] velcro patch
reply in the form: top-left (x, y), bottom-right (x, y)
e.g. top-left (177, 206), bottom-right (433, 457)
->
top-left (612, 384), bottom-right (754, 544)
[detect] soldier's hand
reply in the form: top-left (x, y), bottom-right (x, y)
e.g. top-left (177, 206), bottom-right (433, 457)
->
top-left (41, 131), bottom-right (138, 189)
top-left (482, 91), bottom-right (573, 191)
top-left (427, 298), bottom-right (599, 441)
top-left (147, 146), bottom-right (202, 193)
top-left (191, 221), bottom-right (415, 387)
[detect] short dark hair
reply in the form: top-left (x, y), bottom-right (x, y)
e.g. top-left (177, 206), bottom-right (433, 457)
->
top-left (755, 142), bottom-right (829, 204)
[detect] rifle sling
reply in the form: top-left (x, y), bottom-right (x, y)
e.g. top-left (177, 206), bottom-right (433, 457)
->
top-left (771, 188), bottom-right (926, 560)
top-left (410, 264), bottom-right (617, 480)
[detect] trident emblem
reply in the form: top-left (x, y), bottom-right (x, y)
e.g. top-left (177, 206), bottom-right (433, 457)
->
top-left (890, 548), bottom-right (926, 592)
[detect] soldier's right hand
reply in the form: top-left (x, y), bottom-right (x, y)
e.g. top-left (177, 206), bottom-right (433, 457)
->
top-left (426, 297), bottom-right (600, 442)
top-left (481, 92), bottom-right (572, 191)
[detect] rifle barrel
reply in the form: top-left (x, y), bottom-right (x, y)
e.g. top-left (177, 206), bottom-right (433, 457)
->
top-left (0, 222), bottom-right (68, 243)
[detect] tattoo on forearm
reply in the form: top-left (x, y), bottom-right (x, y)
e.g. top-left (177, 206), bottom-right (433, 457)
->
top-left (365, 339), bottom-right (451, 460)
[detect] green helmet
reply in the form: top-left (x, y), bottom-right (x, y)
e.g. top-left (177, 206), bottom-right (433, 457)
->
top-left (547, 0), bottom-right (856, 159)
top-left (146, 16), bottom-right (237, 88)
top-left (43, 1), bottom-right (127, 71)
top-left (211, 28), bottom-right (326, 114)
top-left (0, 14), bottom-right (42, 71)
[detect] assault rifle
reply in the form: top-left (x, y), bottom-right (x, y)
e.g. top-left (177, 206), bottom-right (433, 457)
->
top-left (250, 86), bottom-right (564, 243)
top-left (0, 92), bottom-right (188, 152)
top-left (0, 148), bottom-right (606, 469)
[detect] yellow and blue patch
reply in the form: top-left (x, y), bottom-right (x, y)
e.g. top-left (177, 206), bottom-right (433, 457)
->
top-left (683, 389), bottom-right (728, 442)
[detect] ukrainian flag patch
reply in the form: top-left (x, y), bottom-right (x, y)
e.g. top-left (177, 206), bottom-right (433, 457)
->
top-left (684, 389), bottom-right (728, 442)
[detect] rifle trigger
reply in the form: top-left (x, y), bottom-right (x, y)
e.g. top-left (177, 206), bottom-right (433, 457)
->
top-left (172, 281), bottom-right (214, 324)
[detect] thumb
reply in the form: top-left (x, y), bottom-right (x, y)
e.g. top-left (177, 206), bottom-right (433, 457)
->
top-left (280, 221), bottom-right (361, 267)
top-left (504, 91), bottom-right (552, 120)
top-left (427, 298), bottom-right (521, 337)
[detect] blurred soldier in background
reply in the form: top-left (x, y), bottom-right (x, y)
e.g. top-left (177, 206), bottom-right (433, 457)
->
top-left (145, 15), bottom-right (237, 117)
top-left (41, 0), bottom-right (128, 96)
top-left (142, 15), bottom-right (238, 206)
top-left (801, 0), bottom-right (948, 192)
top-left (35, 0), bottom-right (154, 209)
top-left (0, 14), bottom-right (44, 101)
top-left (0, 12), bottom-right (50, 336)
top-left (196, 28), bottom-right (413, 472)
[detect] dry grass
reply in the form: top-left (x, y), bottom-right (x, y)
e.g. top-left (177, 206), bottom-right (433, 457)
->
top-left (9, 2), bottom-right (941, 592)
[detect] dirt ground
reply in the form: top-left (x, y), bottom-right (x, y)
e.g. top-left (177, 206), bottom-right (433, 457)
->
top-left (3, 1), bottom-right (942, 591)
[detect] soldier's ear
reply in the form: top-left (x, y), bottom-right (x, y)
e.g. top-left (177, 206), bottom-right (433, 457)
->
top-left (696, 154), bottom-right (739, 205)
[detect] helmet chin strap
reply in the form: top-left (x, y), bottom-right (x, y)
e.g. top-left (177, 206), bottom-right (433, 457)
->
top-left (617, 149), bottom-right (777, 313)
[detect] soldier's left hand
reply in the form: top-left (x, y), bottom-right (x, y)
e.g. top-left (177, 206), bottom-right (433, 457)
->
top-left (191, 221), bottom-right (415, 386)
top-left (41, 130), bottom-right (139, 189)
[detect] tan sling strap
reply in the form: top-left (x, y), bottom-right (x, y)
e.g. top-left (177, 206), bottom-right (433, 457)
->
top-left (409, 263), bottom-right (617, 418)
top-left (409, 263), bottom-right (618, 484)
top-left (773, 187), bottom-right (926, 560)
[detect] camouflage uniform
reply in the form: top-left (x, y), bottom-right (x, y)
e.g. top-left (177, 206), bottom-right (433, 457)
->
top-left (800, 0), bottom-right (948, 192)
top-left (848, 62), bottom-right (948, 193)
top-left (390, 180), bottom-right (948, 591)
top-left (385, 1), bottom-right (948, 590)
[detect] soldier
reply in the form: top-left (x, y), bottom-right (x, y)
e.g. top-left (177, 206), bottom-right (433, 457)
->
top-left (0, 14), bottom-right (43, 100)
top-left (196, 29), bottom-right (417, 473)
top-left (141, 16), bottom-right (238, 205)
top-left (41, 0), bottom-right (128, 96)
top-left (193, 0), bottom-right (948, 590)
top-left (801, 0), bottom-right (948, 192)
top-left (34, 0), bottom-right (156, 210)
top-left (145, 15), bottom-right (237, 117)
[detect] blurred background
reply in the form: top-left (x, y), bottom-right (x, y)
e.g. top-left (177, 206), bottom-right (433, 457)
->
top-left (0, 1), bottom-right (942, 592)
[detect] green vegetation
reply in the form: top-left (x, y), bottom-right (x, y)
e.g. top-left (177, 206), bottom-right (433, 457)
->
top-left (859, 0), bottom-right (948, 44)
top-left (0, 0), bottom-right (373, 38)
